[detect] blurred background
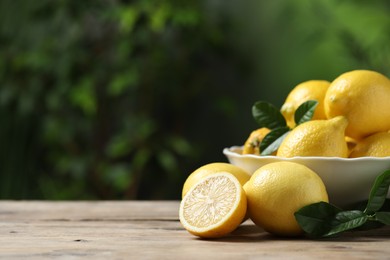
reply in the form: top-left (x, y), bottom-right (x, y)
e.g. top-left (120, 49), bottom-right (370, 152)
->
top-left (0, 0), bottom-right (389, 200)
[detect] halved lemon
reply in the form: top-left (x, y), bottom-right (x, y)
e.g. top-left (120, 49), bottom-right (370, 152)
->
top-left (182, 163), bottom-right (250, 198)
top-left (179, 172), bottom-right (247, 238)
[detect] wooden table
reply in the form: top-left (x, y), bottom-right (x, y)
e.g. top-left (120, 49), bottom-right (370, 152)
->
top-left (0, 201), bottom-right (389, 259)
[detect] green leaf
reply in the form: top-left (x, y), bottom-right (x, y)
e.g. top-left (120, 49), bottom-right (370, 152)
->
top-left (296, 171), bottom-right (390, 238)
top-left (259, 127), bottom-right (290, 155)
top-left (356, 219), bottom-right (384, 231)
top-left (296, 203), bottom-right (370, 238)
top-left (294, 100), bottom-right (318, 125)
top-left (325, 210), bottom-right (368, 237)
top-left (365, 170), bottom-right (390, 214)
top-left (375, 212), bottom-right (390, 225)
top-left (294, 201), bottom-right (341, 238)
top-left (252, 101), bottom-right (287, 129)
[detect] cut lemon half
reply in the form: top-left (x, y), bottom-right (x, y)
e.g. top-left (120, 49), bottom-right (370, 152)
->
top-left (179, 172), bottom-right (247, 238)
top-left (182, 163), bottom-right (250, 198)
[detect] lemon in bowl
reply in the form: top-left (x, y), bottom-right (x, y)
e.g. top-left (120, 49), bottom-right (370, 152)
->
top-left (223, 146), bottom-right (390, 208)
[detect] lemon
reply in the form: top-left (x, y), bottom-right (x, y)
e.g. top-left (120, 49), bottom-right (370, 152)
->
top-left (281, 80), bottom-right (330, 128)
top-left (324, 70), bottom-right (390, 140)
top-left (276, 116), bottom-right (348, 158)
top-left (345, 136), bottom-right (358, 156)
top-left (179, 172), bottom-right (247, 238)
top-left (242, 127), bottom-right (271, 155)
top-left (244, 162), bottom-right (328, 236)
top-left (349, 132), bottom-right (390, 158)
top-left (182, 163), bottom-right (250, 198)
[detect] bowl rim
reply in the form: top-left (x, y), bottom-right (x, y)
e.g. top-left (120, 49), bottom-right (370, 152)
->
top-left (223, 146), bottom-right (390, 162)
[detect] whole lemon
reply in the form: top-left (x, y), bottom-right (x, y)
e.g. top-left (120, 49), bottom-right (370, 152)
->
top-left (182, 163), bottom-right (250, 198)
top-left (349, 132), bottom-right (390, 158)
top-left (244, 162), bottom-right (328, 236)
top-left (242, 127), bottom-right (271, 155)
top-left (345, 136), bottom-right (358, 156)
top-left (277, 116), bottom-right (349, 158)
top-left (324, 70), bottom-right (390, 140)
top-left (281, 80), bottom-right (330, 128)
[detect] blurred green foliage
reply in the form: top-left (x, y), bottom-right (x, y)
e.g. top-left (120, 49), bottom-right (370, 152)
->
top-left (0, 0), bottom-right (389, 200)
top-left (227, 0), bottom-right (390, 104)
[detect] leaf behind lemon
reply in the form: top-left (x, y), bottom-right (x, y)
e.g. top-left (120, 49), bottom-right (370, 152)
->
top-left (252, 101), bottom-right (287, 129)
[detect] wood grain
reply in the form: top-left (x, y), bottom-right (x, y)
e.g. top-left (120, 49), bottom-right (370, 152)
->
top-left (0, 201), bottom-right (389, 259)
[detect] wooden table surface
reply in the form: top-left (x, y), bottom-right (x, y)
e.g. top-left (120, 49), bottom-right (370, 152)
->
top-left (0, 201), bottom-right (389, 259)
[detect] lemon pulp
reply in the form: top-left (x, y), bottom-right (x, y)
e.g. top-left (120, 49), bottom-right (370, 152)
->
top-left (180, 172), bottom-right (246, 238)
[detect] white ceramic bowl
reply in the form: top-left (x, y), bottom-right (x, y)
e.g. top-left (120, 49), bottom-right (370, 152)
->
top-left (223, 146), bottom-right (390, 207)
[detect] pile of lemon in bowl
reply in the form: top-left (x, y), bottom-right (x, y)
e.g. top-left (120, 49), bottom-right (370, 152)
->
top-left (179, 70), bottom-right (390, 239)
top-left (244, 69), bottom-right (390, 158)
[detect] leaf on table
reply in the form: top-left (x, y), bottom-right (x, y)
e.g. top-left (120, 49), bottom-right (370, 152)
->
top-left (294, 201), bottom-right (341, 238)
top-left (325, 210), bottom-right (368, 237)
top-left (365, 170), bottom-right (390, 214)
top-left (375, 211), bottom-right (390, 225)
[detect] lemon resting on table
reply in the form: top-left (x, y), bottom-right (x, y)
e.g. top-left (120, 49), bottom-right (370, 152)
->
top-left (244, 162), bottom-right (328, 236)
top-left (179, 161), bottom-right (329, 238)
top-left (181, 162), bottom-right (250, 198)
top-left (179, 172), bottom-right (247, 238)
